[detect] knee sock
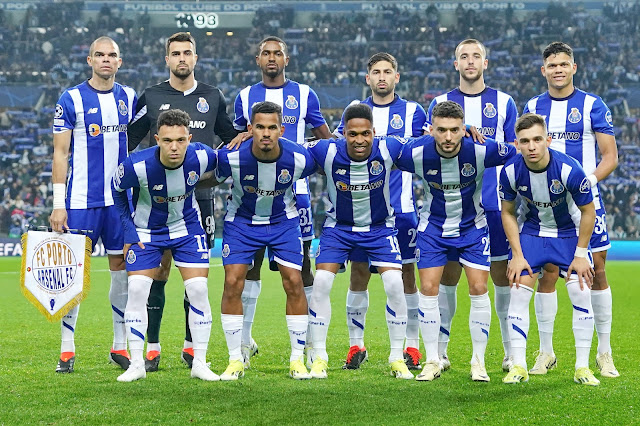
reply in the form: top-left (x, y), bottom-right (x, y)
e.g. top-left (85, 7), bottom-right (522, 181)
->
top-left (566, 279), bottom-right (594, 370)
top-left (405, 291), bottom-right (420, 350)
top-left (126, 275), bottom-right (154, 366)
top-left (109, 270), bottom-right (128, 351)
top-left (346, 290), bottom-right (368, 348)
top-left (438, 283), bottom-right (457, 357)
top-left (494, 284), bottom-right (512, 358)
top-left (309, 270), bottom-right (335, 362)
top-left (591, 287), bottom-right (613, 355)
top-left (534, 291), bottom-right (557, 354)
top-left (221, 314), bottom-right (243, 361)
top-left (183, 295), bottom-right (193, 349)
top-left (241, 280), bottom-right (261, 346)
top-left (146, 280), bottom-right (166, 344)
top-left (419, 293), bottom-right (440, 363)
top-left (304, 286), bottom-right (313, 347)
top-left (286, 315), bottom-right (308, 362)
top-left (381, 270), bottom-right (408, 363)
top-left (184, 277), bottom-right (212, 364)
top-left (61, 305), bottom-right (79, 354)
top-left (508, 286), bottom-right (534, 369)
top-left (469, 293), bottom-right (491, 365)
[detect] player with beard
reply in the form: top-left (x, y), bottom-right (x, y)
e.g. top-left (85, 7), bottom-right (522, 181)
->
top-left (232, 36), bottom-right (332, 369)
top-left (426, 39), bottom-right (519, 373)
top-left (127, 32), bottom-right (240, 372)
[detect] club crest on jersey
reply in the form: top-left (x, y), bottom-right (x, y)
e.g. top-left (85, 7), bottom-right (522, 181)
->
top-left (370, 161), bottom-right (384, 175)
top-left (55, 104), bottom-right (63, 118)
top-left (187, 171), bottom-right (199, 186)
top-left (126, 249), bottom-right (136, 264)
top-left (461, 163), bottom-right (476, 177)
top-left (222, 244), bottom-right (230, 258)
top-left (390, 114), bottom-right (404, 130)
top-left (278, 169), bottom-right (292, 184)
top-left (605, 110), bottom-right (613, 127)
top-left (580, 177), bottom-right (591, 194)
top-left (568, 107), bottom-right (582, 124)
top-left (118, 100), bottom-right (128, 116)
top-left (498, 142), bottom-right (509, 157)
top-left (197, 97), bottom-right (209, 113)
top-left (285, 95), bottom-right (298, 109)
top-left (550, 179), bottom-right (565, 194)
top-left (483, 102), bottom-right (497, 118)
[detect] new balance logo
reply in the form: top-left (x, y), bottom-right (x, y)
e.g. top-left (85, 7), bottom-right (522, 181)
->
top-left (159, 104), bottom-right (170, 110)
top-left (518, 186), bottom-right (528, 191)
top-left (152, 184), bottom-right (164, 190)
top-left (87, 108), bottom-right (98, 114)
top-left (336, 169), bottom-right (347, 175)
top-left (243, 175), bottom-right (255, 180)
top-left (427, 169), bottom-right (438, 175)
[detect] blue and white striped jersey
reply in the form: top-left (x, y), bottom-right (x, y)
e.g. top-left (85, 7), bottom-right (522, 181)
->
top-left (334, 95), bottom-right (427, 214)
top-left (307, 136), bottom-right (404, 231)
top-left (523, 88), bottom-right (614, 206)
top-left (53, 80), bottom-right (137, 209)
top-left (233, 80), bottom-right (327, 144)
top-left (215, 138), bottom-right (317, 225)
top-left (500, 149), bottom-right (593, 238)
top-left (427, 87), bottom-right (518, 212)
top-left (396, 136), bottom-right (517, 237)
top-left (112, 142), bottom-right (217, 244)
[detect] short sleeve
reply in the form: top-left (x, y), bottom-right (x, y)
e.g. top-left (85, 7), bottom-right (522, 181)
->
top-left (591, 98), bottom-right (615, 136)
top-left (484, 139), bottom-right (517, 168)
top-left (395, 139), bottom-right (418, 174)
top-left (112, 158), bottom-right (138, 192)
top-left (215, 149), bottom-right (231, 182)
top-left (305, 87), bottom-right (328, 129)
top-left (412, 103), bottom-right (428, 137)
top-left (503, 97), bottom-right (518, 142)
top-left (499, 165), bottom-right (517, 202)
top-left (53, 91), bottom-right (75, 133)
top-left (567, 163), bottom-right (594, 206)
top-left (233, 92), bottom-right (248, 131)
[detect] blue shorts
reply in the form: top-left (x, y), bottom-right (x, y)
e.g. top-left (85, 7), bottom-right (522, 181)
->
top-left (485, 210), bottom-right (510, 261)
top-left (590, 203), bottom-right (611, 252)
top-left (348, 212), bottom-right (418, 265)
top-left (295, 191), bottom-right (315, 241)
top-left (517, 234), bottom-right (594, 279)
top-left (316, 225), bottom-right (402, 269)
top-left (416, 227), bottom-right (490, 271)
top-left (222, 219), bottom-right (304, 270)
top-left (125, 233), bottom-right (210, 272)
top-left (67, 206), bottom-right (123, 254)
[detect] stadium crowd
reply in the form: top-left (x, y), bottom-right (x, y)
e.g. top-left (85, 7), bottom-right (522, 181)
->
top-left (1, 1), bottom-right (640, 238)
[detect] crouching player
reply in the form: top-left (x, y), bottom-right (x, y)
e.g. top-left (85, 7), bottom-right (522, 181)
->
top-left (307, 103), bottom-right (413, 380)
top-left (216, 102), bottom-right (318, 381)
top-left (112, 109), bottom-right (219, 382)
top-left (500, 113), bottom-right (599, 386)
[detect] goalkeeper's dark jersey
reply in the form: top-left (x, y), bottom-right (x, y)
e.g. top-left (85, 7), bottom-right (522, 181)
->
top-left (128, 80), bottom-right (238, 199)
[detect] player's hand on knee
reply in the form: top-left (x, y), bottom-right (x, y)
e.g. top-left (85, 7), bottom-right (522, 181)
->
top-left (567, 258), bottom-right (594, 290)
top-left (507, 256), bottom-right (532, 289)
top-left (49, 209), bottom-right (68, 233)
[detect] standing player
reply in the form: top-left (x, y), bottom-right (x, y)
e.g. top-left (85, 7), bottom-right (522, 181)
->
top-left (426, 39), bottom-right (519, 372)
top-left (127, 32), bottom-right (239, 371)
top-left (50, 36), bottom-right (137, 373)
top-left (307, 103), bottom-right (413, 380)
top-left (395, 101), bottom-right (517, 382)
top-left (216, 102), bottom-right (317, 380)
top-left (523, 42), bottom-right (619, 378)
top-left (233, 36), bottom-right (332, 367)
top-left (500, 113), bottom-right (599, 386)
top-left (333, 53), bottom-right (427, 370)
top-left (112, 109), bottom-right (219, 382)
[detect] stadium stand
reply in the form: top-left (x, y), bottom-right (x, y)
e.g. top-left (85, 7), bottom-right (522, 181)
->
top-left (1, 1), bottom-right (639, 238)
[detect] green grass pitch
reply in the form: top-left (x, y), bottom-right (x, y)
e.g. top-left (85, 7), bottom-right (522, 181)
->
top-left (0, 257), bottom-right (638, 424)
